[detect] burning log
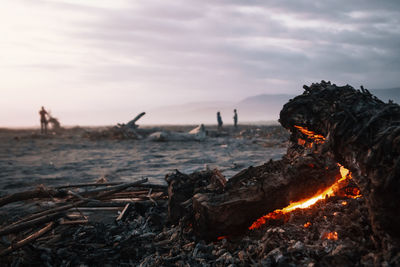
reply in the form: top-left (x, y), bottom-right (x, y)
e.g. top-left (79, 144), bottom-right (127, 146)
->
top-left (188, 151), bottom-right (341, 240)
top-left (280, 81), bottom-right (400, 251)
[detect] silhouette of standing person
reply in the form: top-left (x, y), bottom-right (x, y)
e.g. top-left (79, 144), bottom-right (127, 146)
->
top-left (39, 106), bottom-right (48, 134)
top-left (233, 109), bottom-right (238, 128)
top-left (217, 111), bottom-right (223, 130)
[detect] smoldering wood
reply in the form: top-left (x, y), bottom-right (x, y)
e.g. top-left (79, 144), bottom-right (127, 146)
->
top-left (191, 153), bottom-right (340, 240)
top-left (279, 81), bottom-right (400, 250)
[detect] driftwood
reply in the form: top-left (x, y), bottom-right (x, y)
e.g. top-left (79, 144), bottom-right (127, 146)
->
top-left (148, 124), bottom-right (207, 142)
top-left (280, 81), bottom-right (400, 251)
top-left (56, 182), bottom-right (122, 189)
top-left (127, 112), bottom-right (146, 128)
top-left (0, 186), bottom-right (67, 207)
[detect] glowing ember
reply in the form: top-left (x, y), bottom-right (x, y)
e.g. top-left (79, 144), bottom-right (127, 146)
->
top-left (217, 236), bottom-right (228, 240)
top-left (248, 127), bottom-right (362, 231)
top-left (298, 138), bottom-right (306, 146)
top-left (322, 231), bottom-right (338, 240)
top-left (294, 125), bottom-right (326, 144)
top-left (304, 222), bottom-right (312, 228)
top-left (341, 201), bottom-right (348, 206)
top-left (248, 164), bottom-right (361, 230)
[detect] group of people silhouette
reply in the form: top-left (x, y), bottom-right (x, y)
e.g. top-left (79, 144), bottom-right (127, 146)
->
top-left (39, 106), bottom-right (237, 134)
top-left (217, 109), bottom-right (238, 130)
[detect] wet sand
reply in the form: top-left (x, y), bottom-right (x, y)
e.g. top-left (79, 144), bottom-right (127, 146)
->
top-left (0, 125), bottom-right (288, 196)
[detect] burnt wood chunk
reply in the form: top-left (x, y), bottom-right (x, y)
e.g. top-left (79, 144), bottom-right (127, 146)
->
top-left (192, 155), bottom-right (340, 240)
top-left (165, 169), bottom-right (226, 225)
top-left (280, 81), bottom-right (400, 250)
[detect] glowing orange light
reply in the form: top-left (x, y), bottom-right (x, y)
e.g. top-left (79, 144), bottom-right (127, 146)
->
top-left (294, 125), bottom-right (325, 144)
top-left (341, 201), bottom-right (348, 206)
top-left (248, 127), bottom-right (362, 231)
top-left (304, 222), bottom-right (312, 228)
top-left (322, 231), bottom-right (338, 240)
top-left (298, 138), bottom-right (306, 146)
top-left (249, 163), bottom-right (361, 230)
top-left (217, 236), bottom-right (228, 240)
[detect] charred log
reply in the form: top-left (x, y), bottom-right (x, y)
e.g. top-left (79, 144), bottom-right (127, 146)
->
top-left (165, 169), bottom-right (226, 225)
top-left (280, 81), bottom-right (400, 251)
top-left (191, 150), bottom-right (340, 240)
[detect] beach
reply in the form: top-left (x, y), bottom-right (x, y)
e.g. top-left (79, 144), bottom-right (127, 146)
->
top-left (0, 125), bottom-right (288, 197)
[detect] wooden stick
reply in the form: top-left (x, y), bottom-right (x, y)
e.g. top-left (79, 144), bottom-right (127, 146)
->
top-left (147, 189), bottom-right (157, 206)
top-left (116, 203), bottom-right (131, 222)
top-left (8, 178), bottom-right (148, 226)
top-left (72, 207), bottom-right (122, 211)
top-left (0, 212), bottom-right (61, 237)
top-left (60, 219), bottom-right (88, 225)
top-left (56, 182), bottom-right (122, 189)
top-left (80, 179), bottom-right (149, 196)
top-left (0, 222), bottom-right (54, 256)
top-left (0, 187), bottom-right (67, 207)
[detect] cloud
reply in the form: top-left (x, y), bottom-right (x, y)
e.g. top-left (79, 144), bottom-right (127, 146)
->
top-left (1, 0), bottom-right (400, 126)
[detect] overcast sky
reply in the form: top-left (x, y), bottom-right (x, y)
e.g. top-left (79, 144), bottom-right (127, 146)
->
top-left (1, 0), bottom-right (400, 126)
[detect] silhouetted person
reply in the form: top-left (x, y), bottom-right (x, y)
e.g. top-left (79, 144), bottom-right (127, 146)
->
top-left (233, 109), bottom-right (238, 128)
top-left (39, 106), bottom-right (48, 134)
top-left (217, 111), bottom-right (223, 130)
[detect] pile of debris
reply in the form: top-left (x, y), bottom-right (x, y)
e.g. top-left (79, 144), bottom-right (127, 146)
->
top-left (0, 170), bottom-right (389, 266)
top-left (83, 112), bottom-right (148, 140)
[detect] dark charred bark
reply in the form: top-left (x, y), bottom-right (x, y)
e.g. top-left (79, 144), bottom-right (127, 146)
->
top-left (165, 169), bottom-right (226, 225)
top-left (280, 81), bottom-right (400, 251)
top-left (191, 150), bottom-right (340, 240)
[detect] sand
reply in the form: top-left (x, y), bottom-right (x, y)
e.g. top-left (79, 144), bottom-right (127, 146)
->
top-left (0, 125), bottom-right (288, 196)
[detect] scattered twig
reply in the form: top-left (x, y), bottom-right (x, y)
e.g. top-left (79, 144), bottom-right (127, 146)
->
top-left (0, 222), bottom-right (54, 256)
top-left (116, 203), bottom-right (131, 222)
top-left (0, 212), bottom-right (62, 237)
top-left (147, 188), bottom-right (157, 206)
top-left (8, 178), bottom-right (148, 228)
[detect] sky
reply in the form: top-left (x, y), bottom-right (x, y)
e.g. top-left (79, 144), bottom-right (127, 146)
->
top-left (1, 0), bottom-right (400, 126)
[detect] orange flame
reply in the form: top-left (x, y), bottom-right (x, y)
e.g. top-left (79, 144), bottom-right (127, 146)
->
top-left (294, 125), bottom-right (325, 144)
top-left (304, 222), bottom-right (312, 228)
top-left (248, 126), bottom-right (362, 231)
top-left (248, 165), bottom-right (361, 230)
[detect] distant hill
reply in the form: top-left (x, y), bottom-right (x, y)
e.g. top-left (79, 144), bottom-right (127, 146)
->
top-left (236, 94), bottom-right (295, 122)
top-left (142, 87), bottom-right (399, 125)
top-left (144, 94), bottom-right (294, 125)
